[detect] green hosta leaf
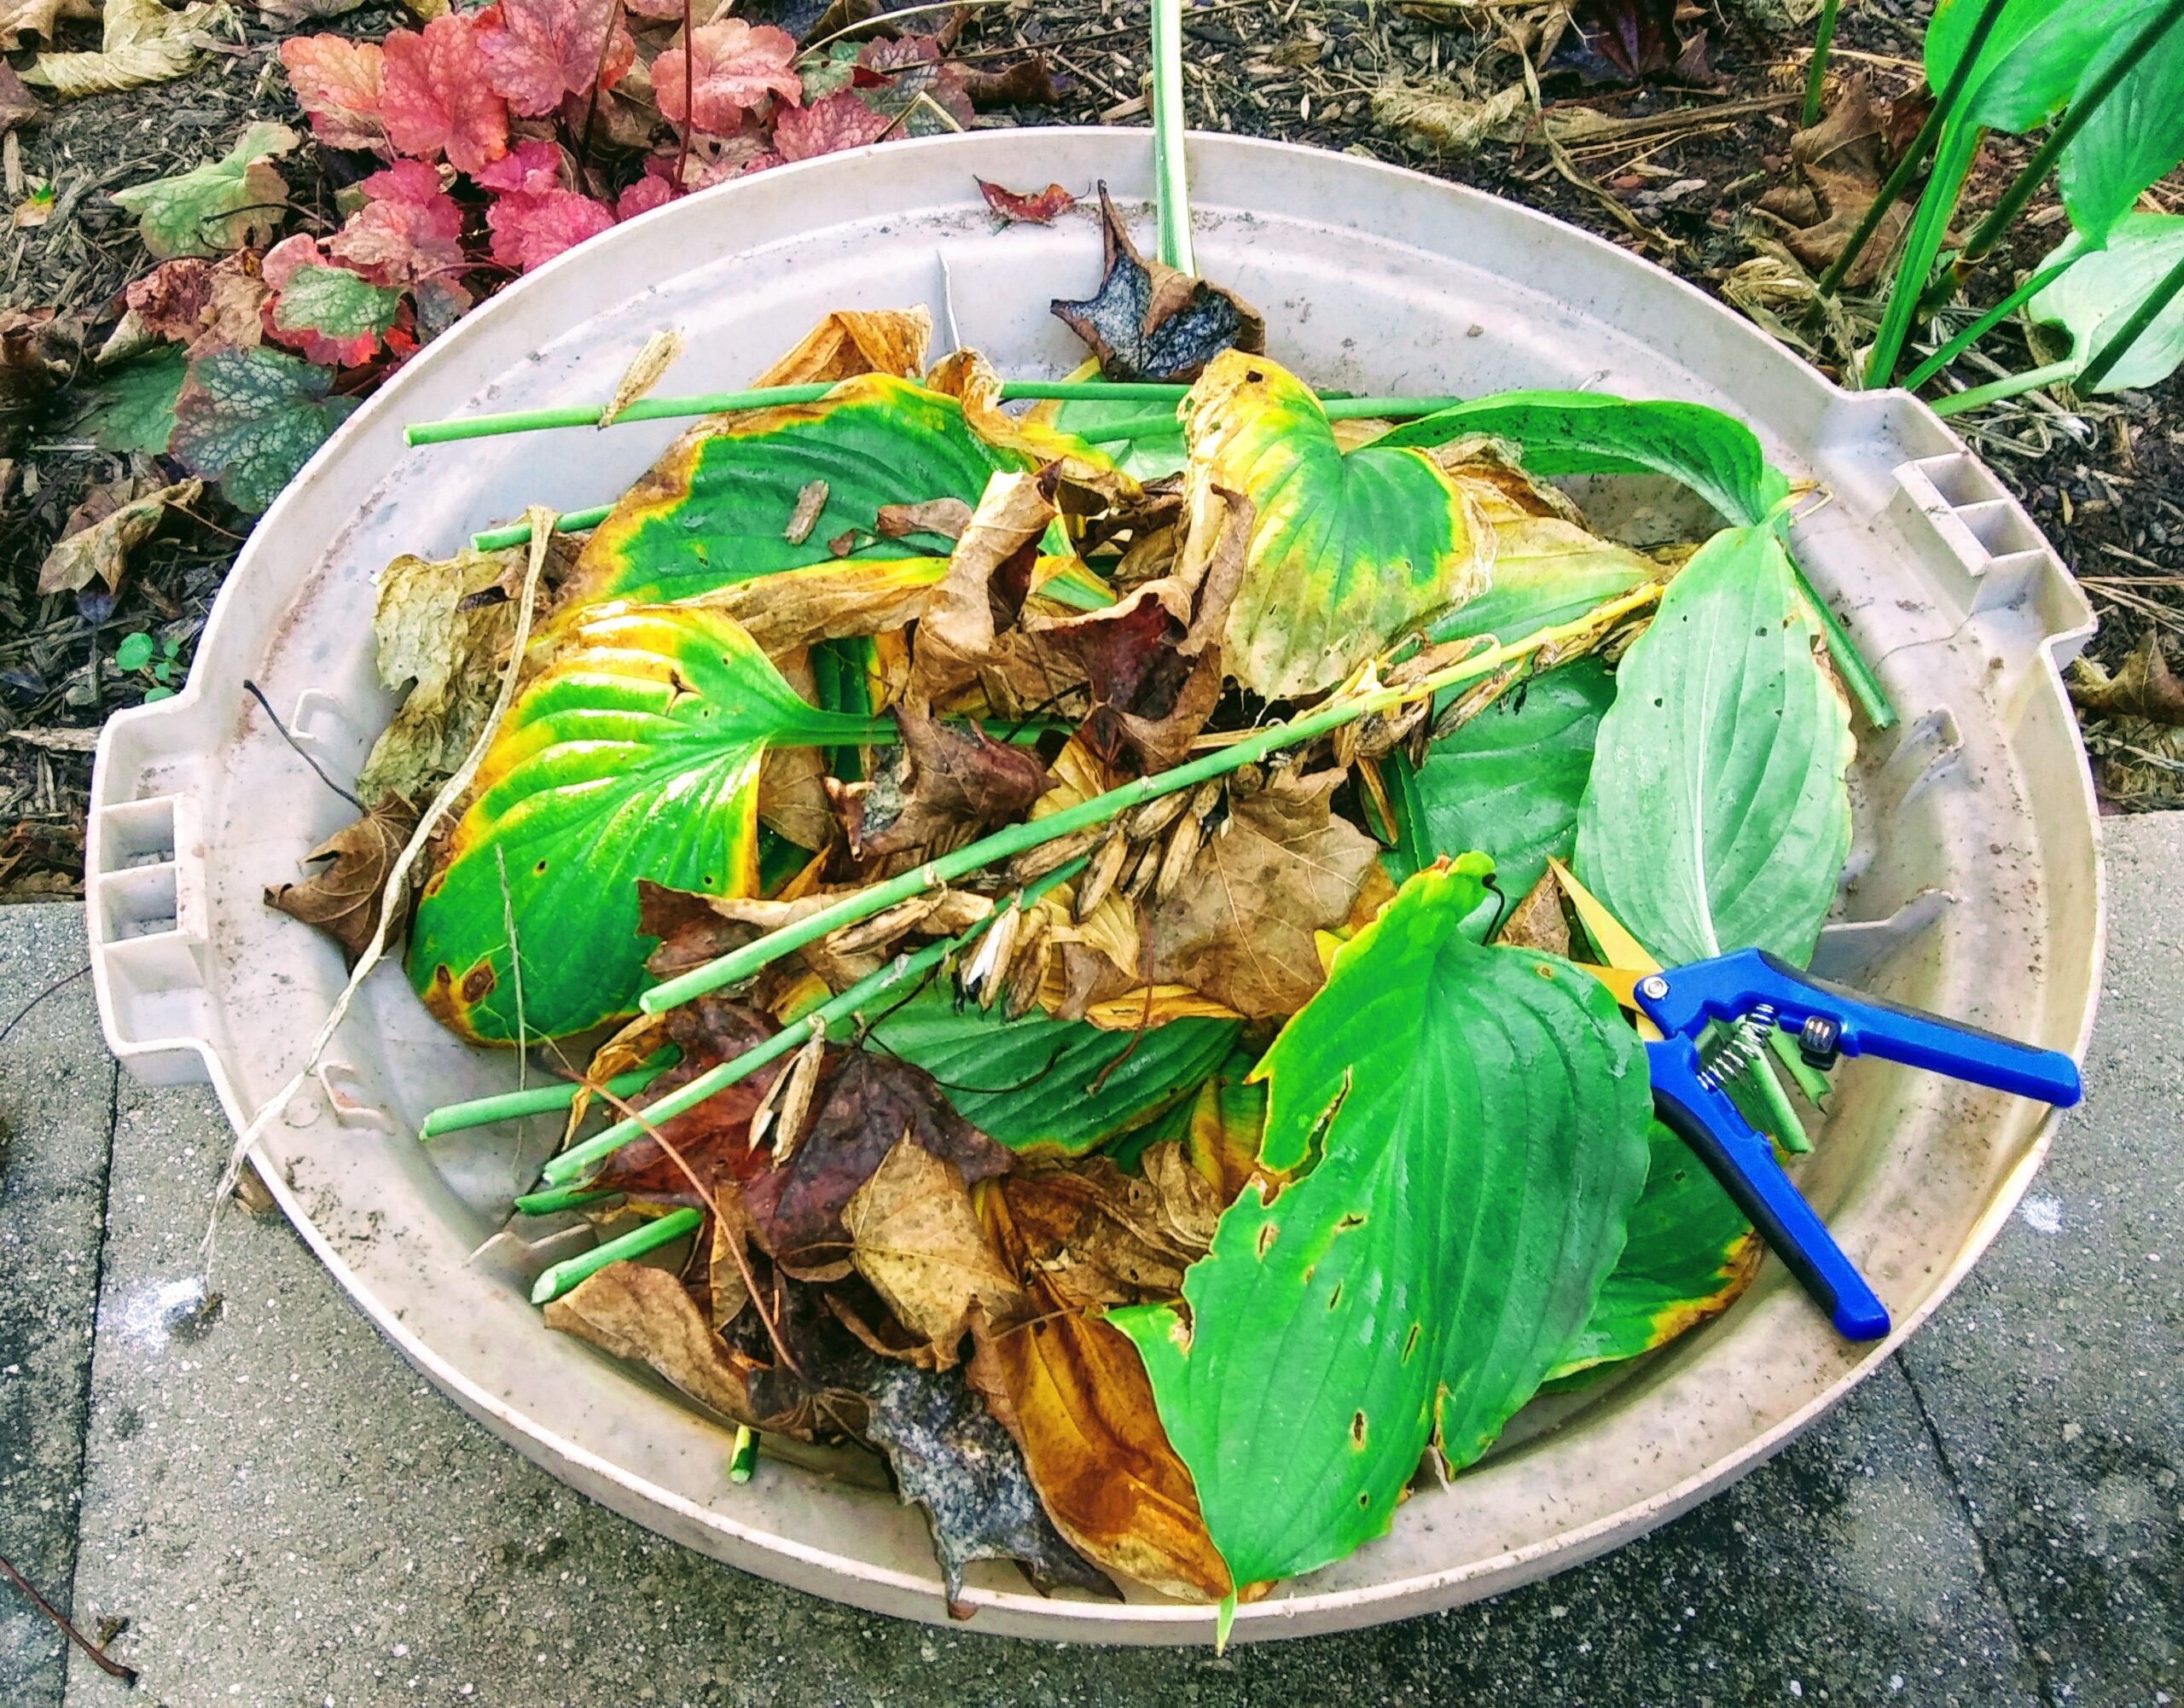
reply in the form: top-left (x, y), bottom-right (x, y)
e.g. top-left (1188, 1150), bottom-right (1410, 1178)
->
top-left (1576, 526), bottom-right (1853, 968)
top-left (72, 347), bottom-right (187, 454)
top-left (1927, 0), bottom-right (2166, 135)
top-left (866, 989), bottom-right (1238, 1157)
top-left (1385, 659), bottom-right (1617, 906)
top-left (409, 605), bottom-right (885, 1043)
top-left (2059, 5), bottom-right (2184, 242)
top-left (1113, 860), bottom-right (1652, 1590)
top-left (109, 120), bottom-right (297, 260)
top-left (1380, 392), bottom-right (1789, 528)
top-left (1549, 1120), bottom-right (1757, 1380)
top-left (2030, 213), bottom-right (2184, 393)
top-left (1427, 514), bottom-right (1659, 649)
top-left (557, 375), bottom-right (1045, 612)
top-left (1185, 351), bottom-right (1490, 701)
top-left (168, 346), bottom-right (357, 514)
top-left (1053, 392), bottom-right (1185, 480)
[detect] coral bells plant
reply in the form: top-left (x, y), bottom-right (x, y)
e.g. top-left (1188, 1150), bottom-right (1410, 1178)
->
top-left (70, 2), bottom-right (1055, 516)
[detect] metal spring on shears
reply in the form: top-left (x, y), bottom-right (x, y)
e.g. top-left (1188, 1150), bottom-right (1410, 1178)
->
top-left (1697, 1005), bottom-right (1780, 1091)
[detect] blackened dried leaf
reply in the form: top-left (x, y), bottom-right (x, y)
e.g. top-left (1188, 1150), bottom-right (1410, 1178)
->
top-left (263, 793), bottom-right (418, 967)
top-left (862, 1359), bottom-right (1116, 1611)
top-left (834, 706), bottom-right (1054, 860)
top-left (1050, 185), bottom-right (1265, 384)
top-left (743, 1049), bottom-right (1012, 1279)
top-left (637, 880), bottom-right (835, 981)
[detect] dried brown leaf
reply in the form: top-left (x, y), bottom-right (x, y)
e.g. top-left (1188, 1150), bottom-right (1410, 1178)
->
top-left (36, 475), bottom-right (199, 595)
top-left (1751, 77), bottom-right (1908, 288)
top-left (842, 1137), bottom-right (1026, 1365)
top-left (544, 1259), bottom-right (770, 1426)
top-left (599, 328), bottom-right (682, 428)
top-left (832, 705), bottom-right (1054, 861)
top-left (263, 793), bottom-right (420, 967)
top-left (2071, 630), bottom-right (2184, 726)
top-left (749, 305), bottom-right (931, 387)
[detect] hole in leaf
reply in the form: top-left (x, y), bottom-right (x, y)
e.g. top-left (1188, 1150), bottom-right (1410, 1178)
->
top-left (1327, 1281), bottom-right (1343, 1311)
top-left (1254, 1223), bottom-right (1277, 1260)
top-left (1350, 1410), bottom-right (1368, 1449)
top-left (1401, 1322), bottom-right (1420, 1362)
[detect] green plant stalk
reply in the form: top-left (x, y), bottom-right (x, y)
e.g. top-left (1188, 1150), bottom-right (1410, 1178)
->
top-left (729, 1425), bottom-right (758, 1484)
top-left (1804, 0), bottom-right (1841, 128)
top-left (514, 1184), bottom-right (627, 1216)
top-left (537, 856), bottom-right (1092, 1185)
top-left (1865, 119), bottom-right (1983, 386)
top-left (1957, 0), bottom-right (2184, 270)
top-left (1902, 258), bottom-right (2077, 388)
top-left (636, 586), bottom-right (1663, 1022)
top-left (1086, 394), bottom-right (1471, 443)
top-left (2076, 247), bottom-right (2184, 392)
top-left (421, 1060), bottom-right (669, 1140)
top-left (1927, 357), bottom-right (2080, 415)
top-left (531, 1205), bottom-right (702, 1304)
top-left (1150, 0), bottom-right (1193, 273)
top-left (408, 380), bottom-right (1205, 448)
top-left (473, 504), bottom-right (613, 552)
top-left (1815, 0), bottom-right (2014, 299)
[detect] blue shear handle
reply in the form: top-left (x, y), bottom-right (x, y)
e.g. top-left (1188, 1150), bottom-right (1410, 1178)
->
top-left (1647, 1038), bottom-right (1892, 1341)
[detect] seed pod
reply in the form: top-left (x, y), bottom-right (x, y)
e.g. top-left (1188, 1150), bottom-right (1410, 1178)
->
top-left (769, 1028), bottom-right (829, 1163)
top-left (1008, 826), bottom-right (1106, 885)
top-left (963, 903), bottom-right (1022, 1010)
top-left (828, 892), bottom-right (942, 955)
top-left (1188, 780), bottom-right (1223, 820)
top-left (1075, 827), bottom-right (1131, 922)
top-left (1331, 717), bottom-right (1360, 771)
top-left (1119, 837), bottom-right (1161, 902)
top-left (1154, 805), bottom-right (1205, 901)
top-left (1125, 790), bottom-right (1192, 842)
top-left (1002, 909), bottom-right (1051, 1020)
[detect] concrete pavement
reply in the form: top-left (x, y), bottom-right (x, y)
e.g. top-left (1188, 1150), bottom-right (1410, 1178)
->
top-left (2, 813), bottom-right (2178, 1708)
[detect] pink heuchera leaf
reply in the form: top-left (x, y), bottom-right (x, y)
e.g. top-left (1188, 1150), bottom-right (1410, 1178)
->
top-left (259, 232), bottom-right (327, 293)
top-left (473, 137), bottom-right (563, 195)
top-left (473, 0), bottom-right (633, 119)
top-left (486, 187), bottom-right (614, 271)
top-left (328, 168), bottom-right (465, 288)
top-left (381, 14), bottom-right (509, 175)
top-left (653, 20), bottom-right (800, 136)
top-left (614, 173), bottom-right (672, 219)
top-left (772, 90), bottom-right (892, 162)
top-left (258, 235), bottom-right (403, 368)
top-left (977, 177), bottom-right (1077, 225)
top-left (855, 34), bottom-right (939, 72)
top-left (279, 36), bottom-right (387, 154)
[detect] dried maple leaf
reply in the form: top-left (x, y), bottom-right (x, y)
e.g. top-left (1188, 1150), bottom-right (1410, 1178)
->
top-left (474, 0), bottom-right (631, 118)
top-left (1146, 768), bottom-right (1385, 1019)
top-left (1051, 184), bottom-right (1265, 384)
top-left (1753, 77), bottom-right (1911, 289)
top-left (743, 1049), bottom-right (1010, 1281)
top-left (967, 1151), bottom-right (1231, 1602)
top-left (278, 34), bottom-right (387, 154)
top-left (978, 177), bottom-right (1074, 226)
top-left (37, 476), bottom-right (200, 595)
top-left (381, 14), bottom-right (508, 175)
top-left (595, 996), bottom-right (789, 1200)
top-left (653, 18), bottom-right (799, 136)
top-left (831, 706), bottom-right (1054, 861)
top-left (485, 184), bottom-right (614, 271)
top-left (328, 161), bottom-right (465, 288)
top-left (264, 793), bottom-right (419, 965)
top-left (772, 89), bottom-right (892, 162)
top-left (861, 1361), bottom-right (1114, 1612)
top-left (841, 1137), bottom-right (1026, 1365)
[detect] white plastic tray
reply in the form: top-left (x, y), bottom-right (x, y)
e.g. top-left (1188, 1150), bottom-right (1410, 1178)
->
top-left (88, 130), bottom-right (2103, 1641)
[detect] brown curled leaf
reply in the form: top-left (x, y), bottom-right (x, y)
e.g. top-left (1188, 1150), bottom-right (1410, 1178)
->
top-left (263, 793), bottom-right (419, 967)
top-left (842, 1137), bottom-right (1027, 1365)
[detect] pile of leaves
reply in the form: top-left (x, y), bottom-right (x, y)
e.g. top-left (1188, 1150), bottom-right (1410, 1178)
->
top-left (266, 213), bottom-right (1856, 1618)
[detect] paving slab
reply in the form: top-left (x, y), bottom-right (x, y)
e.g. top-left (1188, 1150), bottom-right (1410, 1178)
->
top-left (0, 909), bottom-right (110, 1707)
top-left (1900, 810), bottom-right (2184, 1708)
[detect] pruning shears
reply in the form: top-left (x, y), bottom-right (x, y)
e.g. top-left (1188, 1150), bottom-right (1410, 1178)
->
top-left (1583, 945), bottom-right (2082, 1343)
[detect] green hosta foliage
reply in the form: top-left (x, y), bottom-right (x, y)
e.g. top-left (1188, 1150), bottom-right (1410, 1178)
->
top-left (1385, 659), bottom-right (1617, 907)
top-left (1186, 351), bottom-right (1490, 701)
top-left (1113, 860), bottom-right (1652, 1590)
top-left (168, 346), bottom-right (358, 514)
top-left (2032, 214), bottom-right (2184, 393)
top-left (1550, 1120), bottom-right (1757, 1380)
top-left (73, 347), bottom-right (188, 455)
top-left (110, 121), bottom-right (298, 260)
top-left (2059, 3), bottom-right (2184, 242)
top-left (865, 989), bottom-right (1238, 1157)
top-left (557, 375), bottom-right (1044, 611)
top-left (409, 606), bottom-right (886, 1043)
top-left (1053, 392), bottom-right (1185, 481)
top-left (1380, 392), bottom-right (1790, 528)
top-left (1926, 0), bottom-right (2156, 136)
top-left (1576, 526), bottom-right (1853, 969)
top-left (1427, 518), bottom-right (1658, 651)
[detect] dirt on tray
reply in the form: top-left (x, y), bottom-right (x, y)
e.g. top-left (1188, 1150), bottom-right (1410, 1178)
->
top-left (2, 0), bottom-right (2181, 898)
